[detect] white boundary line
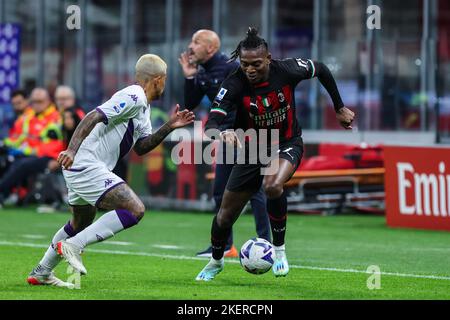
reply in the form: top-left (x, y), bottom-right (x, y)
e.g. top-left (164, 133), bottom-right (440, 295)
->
top-left (1, 240), bottom-right (450, 281)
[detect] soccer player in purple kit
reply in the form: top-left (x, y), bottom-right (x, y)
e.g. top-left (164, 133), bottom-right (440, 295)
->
top-left (196, 28), bottom-right (355, 281)
top-left (27, 54), bottom-right (195, 287)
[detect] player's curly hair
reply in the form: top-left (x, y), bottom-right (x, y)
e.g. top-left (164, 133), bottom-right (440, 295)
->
top-left (229, 27), bottom-right (268, 62)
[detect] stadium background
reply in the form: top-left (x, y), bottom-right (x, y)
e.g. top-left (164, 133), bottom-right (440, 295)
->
top-left (0, 0), bottom-right (449, 210)
top-left (0, 0), bottom-right (450, 301)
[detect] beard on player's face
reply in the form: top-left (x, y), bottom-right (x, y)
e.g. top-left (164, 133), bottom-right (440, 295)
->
top-left (147, 76), bottom-right (166, 100)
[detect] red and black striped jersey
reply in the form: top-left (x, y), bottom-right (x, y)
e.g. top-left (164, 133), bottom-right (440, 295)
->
top-left (205, 58), bottom-right (323, 142)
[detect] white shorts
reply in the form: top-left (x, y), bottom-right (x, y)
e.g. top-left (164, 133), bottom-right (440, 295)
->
top-left (62, 165), bottom-right (125, 207)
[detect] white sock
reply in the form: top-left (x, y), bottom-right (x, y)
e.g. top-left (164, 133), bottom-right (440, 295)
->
top-left (274, 244), bottom-right (286, 251)
top-left (38, 222), bottom-right (76, 272)
top-left (210, 257), bottom-right (224, 265)
top-left (67, 209), bottom-right (138, 248)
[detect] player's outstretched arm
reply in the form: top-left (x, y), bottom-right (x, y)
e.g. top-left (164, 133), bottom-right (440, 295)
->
top-left (57, 110), bottom-right (104, 169)
top-left (314, 62), bottom-right (355, 129)
top-left (133, 104), bottom-right (195, 156)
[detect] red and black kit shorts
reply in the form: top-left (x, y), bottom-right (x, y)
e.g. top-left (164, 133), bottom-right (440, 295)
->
top-left (225, 137), bottom-right (304, 193)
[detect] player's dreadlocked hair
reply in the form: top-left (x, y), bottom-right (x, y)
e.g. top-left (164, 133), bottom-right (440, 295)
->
top-left (229, 27), bottom-right (268, 62)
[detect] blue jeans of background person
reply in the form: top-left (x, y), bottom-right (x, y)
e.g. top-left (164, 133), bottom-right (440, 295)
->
top-left (213, 142), bottom-right (271, 246)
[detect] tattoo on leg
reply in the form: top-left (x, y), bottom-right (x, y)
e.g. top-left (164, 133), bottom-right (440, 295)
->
top-left (98, 184), bottom-right (143, 213)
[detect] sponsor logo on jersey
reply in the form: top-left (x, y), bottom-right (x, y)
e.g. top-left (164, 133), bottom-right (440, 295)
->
top-left (249, 105), bottom-right (291, 127)
top-left (215, 88), bottom-right (228, 102)
top-left (278, 92), bottom-right (285, 103)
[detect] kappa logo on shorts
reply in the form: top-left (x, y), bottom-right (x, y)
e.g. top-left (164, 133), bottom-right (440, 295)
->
top-left (104, 178), bottom-right (114, 188)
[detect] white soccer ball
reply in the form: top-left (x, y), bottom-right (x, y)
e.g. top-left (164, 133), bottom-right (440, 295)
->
top-left (239, 238), bottom-right (275, 275)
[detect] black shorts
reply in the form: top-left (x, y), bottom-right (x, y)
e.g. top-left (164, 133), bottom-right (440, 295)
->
top-left (225, 137), bottom-right (304, 193)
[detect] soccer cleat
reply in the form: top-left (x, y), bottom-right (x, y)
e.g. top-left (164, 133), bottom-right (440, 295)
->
top-left (272, 250), bottom-right (289, 277)
top-left (195, 258), bottom-right (224, 281)
top-left (224, 245), bottom-right (238, 258)
top-left (196, 245), bottom-right (213, 257)
top-left (27, 267), bottom-right (75, 289)
top-left (56, 241), bottom-right (87, 275)
top-left (196, 244), bottom-right (238, 258)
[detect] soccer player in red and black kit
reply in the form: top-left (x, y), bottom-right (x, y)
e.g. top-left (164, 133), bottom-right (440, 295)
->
top-left (196, 28), bottom-right (355, 281)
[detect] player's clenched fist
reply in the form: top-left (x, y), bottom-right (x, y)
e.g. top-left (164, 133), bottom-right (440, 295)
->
top-left (57, 150), bottom-right (75, 169)
top-left (336, 107), bottom-right (355, 130)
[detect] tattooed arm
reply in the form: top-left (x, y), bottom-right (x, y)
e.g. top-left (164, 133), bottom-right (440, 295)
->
top-left (133, 123), bottom-right (173, 156)
top-left (57, 110), bottom-right (104, 169)
top-left (133, 104), bottom-right (195, 156)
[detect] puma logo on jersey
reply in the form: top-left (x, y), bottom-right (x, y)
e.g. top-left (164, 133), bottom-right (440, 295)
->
top-left (279, 147), bottom-right (294, 160)
top-left (250, 102), bottom-right (259, 115)
top-left (296, 58), bottom-right (309, 70)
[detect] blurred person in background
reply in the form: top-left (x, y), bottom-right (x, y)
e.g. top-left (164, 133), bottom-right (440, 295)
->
top-left (55, 85), bottom-right (86, 119)
top-left (1, 89), bottom-right (31, 138)
top-left (0, 90), bottom-right (34, 181)
top-left (2, 90), bottom-right (33, 153)
top-left (0, 88), bottom-right (64, 207)
top-left (10, 89), bottom-right (31, 118)
top-left (48, 106), bottom-right (84, 175)
top-left (52, 85), bottom-right (86, 172)
top-left (55, 84), bottom-right (128, 181)
top-left (62, 107), bottom-right (83, 148)
top-left (179, 29), bottom-right (271, 258)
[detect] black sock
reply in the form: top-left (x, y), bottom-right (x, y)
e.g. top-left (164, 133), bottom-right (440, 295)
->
top-left (211, 215), bottom-right (231, 260)
top-left (267, 192), bottom-right (287, 247)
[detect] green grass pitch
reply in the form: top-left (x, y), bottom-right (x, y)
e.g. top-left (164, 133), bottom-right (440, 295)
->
top-left (0, 208), bottom-right (449, 300)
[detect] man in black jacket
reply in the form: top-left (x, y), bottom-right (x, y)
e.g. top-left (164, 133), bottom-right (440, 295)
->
top-left (179, 29), bottom-right (271, 258)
